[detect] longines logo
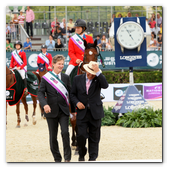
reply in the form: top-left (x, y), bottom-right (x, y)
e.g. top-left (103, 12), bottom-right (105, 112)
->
top-left (120, 55), bottom-right (142, 62)
top-left (28, 54), bottom-right (38, 68)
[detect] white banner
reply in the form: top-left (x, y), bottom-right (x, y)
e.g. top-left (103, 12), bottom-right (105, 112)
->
top-left (101, 83), bottom-right (162, 102)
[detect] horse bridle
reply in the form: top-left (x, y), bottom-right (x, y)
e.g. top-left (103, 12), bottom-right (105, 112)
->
top-left (78, 47), bottom-right (98, 74)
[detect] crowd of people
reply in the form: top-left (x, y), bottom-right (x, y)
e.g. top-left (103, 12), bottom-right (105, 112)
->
top-left (6, 10), bottom-right (162, 52)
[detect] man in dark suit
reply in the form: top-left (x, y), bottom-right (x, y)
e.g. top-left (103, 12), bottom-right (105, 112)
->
top-left (70, 61), bottom-right (108, 161)
top-left (38, 55), bottom-right (71, 162)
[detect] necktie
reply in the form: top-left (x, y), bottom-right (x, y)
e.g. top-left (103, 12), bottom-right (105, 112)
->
top-left (56, 74), bottom-right (59, 93)
top-left (86, 79), bottom-right (90, 94)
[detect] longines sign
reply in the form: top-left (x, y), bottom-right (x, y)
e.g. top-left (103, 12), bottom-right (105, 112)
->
top-left (6, 51), bottom-right (162, 71)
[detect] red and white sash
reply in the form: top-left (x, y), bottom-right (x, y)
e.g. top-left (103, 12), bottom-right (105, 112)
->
top-left (38, 53), bottom-right (49, 65)
top-left (11, 50), bottom-right (27, 72)
top-left (70, 33), bottom-right (85, 52)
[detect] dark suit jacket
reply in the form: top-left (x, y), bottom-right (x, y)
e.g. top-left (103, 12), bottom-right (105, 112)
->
top-left (70, 73), bottom-right (108, 120)
top-left (38, 72), bottom-right (71, 118)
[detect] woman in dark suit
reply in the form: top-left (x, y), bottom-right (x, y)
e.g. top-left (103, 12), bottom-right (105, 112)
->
top-left (70, 61), bottom-right (108, 161)
top-left (38, 55), bottom-right (71, 162)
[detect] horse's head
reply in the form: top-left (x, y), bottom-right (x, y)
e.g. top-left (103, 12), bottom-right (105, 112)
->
top-left (38, 63), bottom-right (46, 72)
top-left (83, 39), bottom-right (99, 64)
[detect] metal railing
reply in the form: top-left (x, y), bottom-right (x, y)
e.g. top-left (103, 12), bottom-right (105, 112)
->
top-left (20, 24), bottom-right (29, 43)
top-left (6, 24), bottom-right (20, 41)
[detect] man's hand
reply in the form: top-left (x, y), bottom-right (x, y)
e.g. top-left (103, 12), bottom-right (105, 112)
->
top-left (48, 66), bottom-right (52, 69)
top-left (92, 63), bottom-right (99, 73)
top-left (44, 105), bottom-right (51, 113)
top-left (77, 102), bottom-right (85, 110)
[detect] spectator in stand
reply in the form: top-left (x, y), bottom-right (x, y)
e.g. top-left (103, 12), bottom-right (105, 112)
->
top-left (6, 38), bottom-right (13, 52)
top-left (12, 14), bottom-right (19, 37)
top-left (157, 13), bottom-right (162, 27)
top-left (60, 18), bottom-right (66, 29)
top-left (55, 38), bottom-right (64, 51)
top-left (107, 39), bottom-right (112, 50)
top-left (149, 17), bottom-right (156, 32)
top-left (18, 11), bottom-right (25, 28)
top-left (26, 6), bottom-right (35, 38)
top-left (45, 35), bottom-right (55, 51)
top-left (62, 23), bottom-right (68, 39)
top-left (159, 23), bottom-right (162, 34)
top-left (157, 32), bottom-right (162, 51)
top-left (101, 35), bottom-right (108, 50)
top-left (118, 13), bottom-right (123, 18)
top-left (67, 19), bottom-right (75, 34)
top-left (148, 13), bottom-right (156, 24)
top-left (148, 32), bottom-right (157, 51)
top-left (51, 17), bottom-right (58, 29)
top-left (24, 37), bottom-right (32, 52)
top-left (6, 23), bottom-right (11, 35)
top-left (53, 22), bottom-right (62, 39)
top-left (51, 26), bottom-right (57, 37)
top-left (127, 12), bottom-right (132, 17)
top-left (10, 21), bottom-right (16, 40)
top-left (135, 13), bottom-right (139, 17)
top-left (95, 35), bottom-right (102, 50)
top-left (110, 14), bottom-right (115, 26)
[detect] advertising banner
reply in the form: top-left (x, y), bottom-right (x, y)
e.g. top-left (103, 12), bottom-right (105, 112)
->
top-left (144, 84), bottom-right (162, 100)
top-left (6, 51), bottom-right (162, 71)
top-left (101, 83), bottom-right (162, 102)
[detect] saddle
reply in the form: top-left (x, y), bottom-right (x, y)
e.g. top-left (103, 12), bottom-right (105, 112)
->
top-left (6, 70), bottom-right (39, 106)
top-left (6, 70), bottom-right (25, 106)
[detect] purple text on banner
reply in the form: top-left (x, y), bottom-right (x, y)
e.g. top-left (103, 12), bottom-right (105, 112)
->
top-left (144, 84), bottom-right (162, 100)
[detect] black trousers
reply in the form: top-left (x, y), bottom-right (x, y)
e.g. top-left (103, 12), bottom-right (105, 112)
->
top-left (26, 22), bottom-right (33, 37)
top-left (46, 108), bottom-right (71, 162)
top-left (76, 108), bottom-right (101, 161)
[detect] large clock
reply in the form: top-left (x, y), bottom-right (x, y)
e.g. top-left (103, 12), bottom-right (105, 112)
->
top-left (116, 18), bottom-right (145, 53)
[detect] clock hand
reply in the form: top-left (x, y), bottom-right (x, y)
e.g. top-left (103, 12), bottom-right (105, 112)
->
top-left (126, 29), bottom-right (134, 40)
top-left (129, 34), bottom-right (134, 40)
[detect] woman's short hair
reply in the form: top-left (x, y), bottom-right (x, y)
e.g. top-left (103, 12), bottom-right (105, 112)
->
top-left (52, 55), bottom-right (65, 64)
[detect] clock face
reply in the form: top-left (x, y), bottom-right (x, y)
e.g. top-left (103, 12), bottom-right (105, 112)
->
top-left (116, 21), bottom-right (144, 49)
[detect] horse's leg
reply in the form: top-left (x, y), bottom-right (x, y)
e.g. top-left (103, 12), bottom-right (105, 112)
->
top-left (16, 102), bottom-right (21, 128)
top-left (21, 95), bottom-right (29, 126)
top-left (71, 119), bottom-right (76, 149)
top-left (31, 96), bottom-right (37, 125)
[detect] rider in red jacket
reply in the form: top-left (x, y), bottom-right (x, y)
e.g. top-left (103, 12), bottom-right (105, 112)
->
top-left (10, 40), bottom-right (28, 92)
top-left (65, 19), bottom-right (94, 75)
top-left (36, 45), bottom-right (53, 73)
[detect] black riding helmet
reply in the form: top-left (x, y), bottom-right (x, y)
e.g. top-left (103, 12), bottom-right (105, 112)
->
top-left (41, 44), bottom-right (47, 49)
top-left (14, 40), bottom-right (22, 49)
top-left (74, 19), bottom-right (87, 32)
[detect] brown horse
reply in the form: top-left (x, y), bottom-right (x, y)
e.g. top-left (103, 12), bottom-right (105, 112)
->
top-left (33, 63), bottom-right (47, 118)
top-left (6, 66), bottom-right (37, 128)
top-left (69, 39), bottom-right (99, 150)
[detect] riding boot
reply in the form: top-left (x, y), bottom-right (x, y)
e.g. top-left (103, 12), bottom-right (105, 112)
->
top-left (23, 78), bottom-right (28, 93)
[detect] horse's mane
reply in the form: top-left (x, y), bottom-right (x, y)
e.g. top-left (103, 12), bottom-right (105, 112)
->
top-left (84, 39), bottom-right (97, 50)
top-left (85, 43), bottom-right (95, 50)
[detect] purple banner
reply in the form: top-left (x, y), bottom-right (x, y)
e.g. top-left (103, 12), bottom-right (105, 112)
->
top-left (144, 84), bottom-right (162, 100)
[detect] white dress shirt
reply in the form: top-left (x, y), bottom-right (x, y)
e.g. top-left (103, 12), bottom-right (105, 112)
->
top-left (52, 71), bottom-right (61, 80)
